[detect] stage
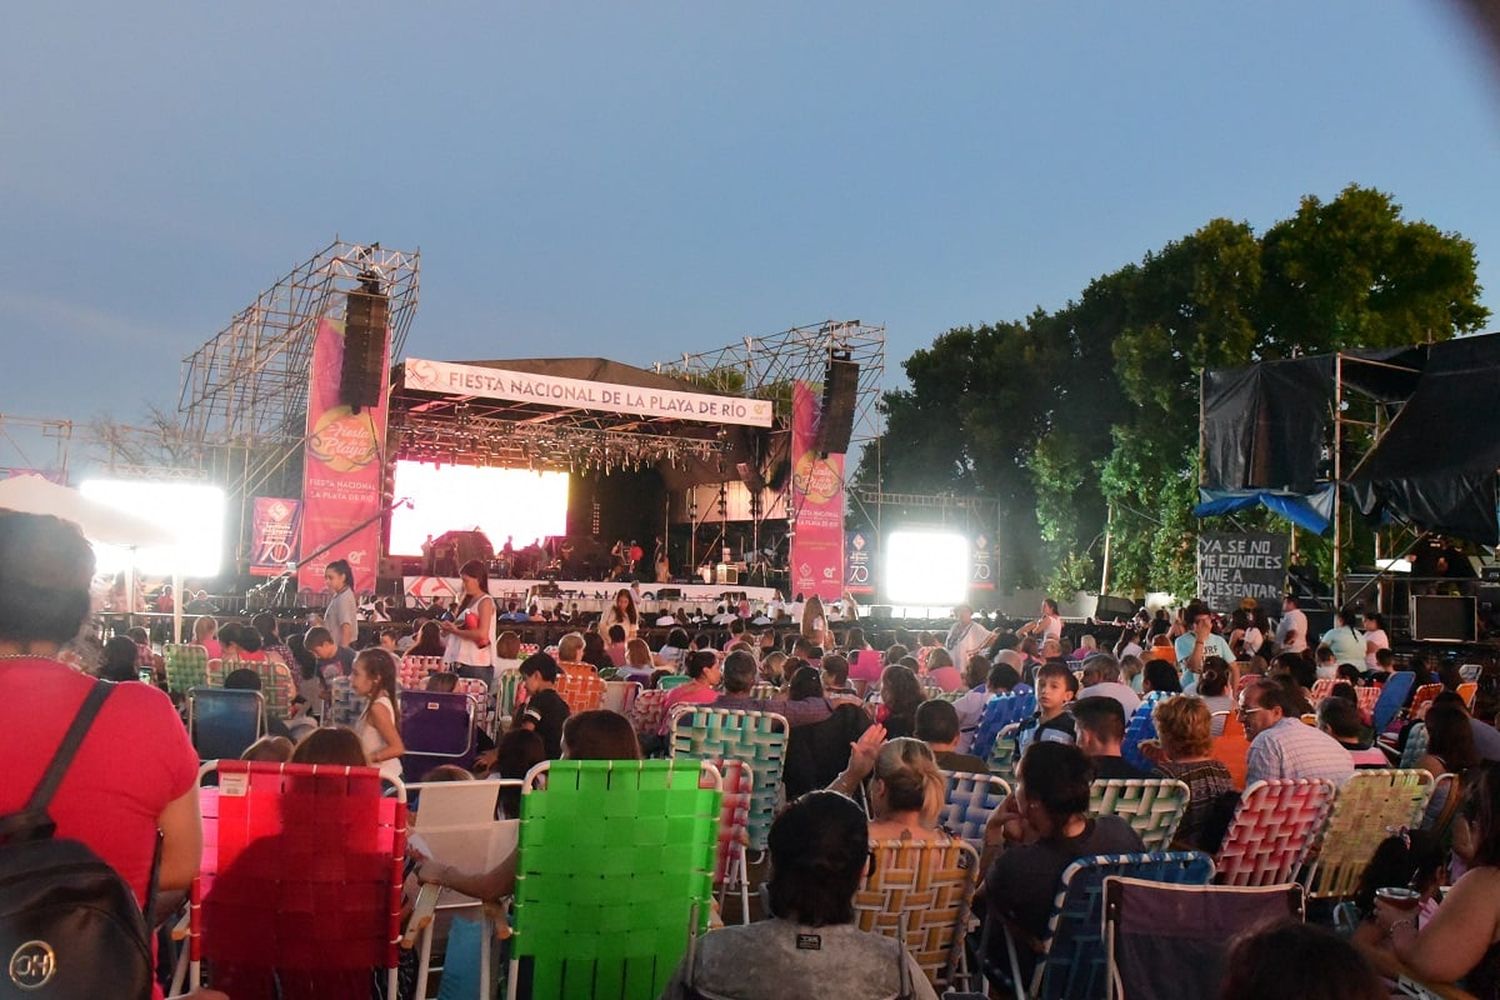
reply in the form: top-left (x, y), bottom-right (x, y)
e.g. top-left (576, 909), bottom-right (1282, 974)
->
top-left (401, 575), bottom-right (778, 613)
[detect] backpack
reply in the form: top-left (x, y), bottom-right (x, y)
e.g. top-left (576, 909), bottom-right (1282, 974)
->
top-left (0, 681), bottom-right (155, 999)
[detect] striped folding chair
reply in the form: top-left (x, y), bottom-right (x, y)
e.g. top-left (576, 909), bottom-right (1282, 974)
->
top-left (855, 837), bottom-right (981, 993)
top-left (1213, 779), bottom-right (1337, 886)
top-left (205, 658), bottom-right (227, 688)
top-left (628, 687), bottom-right (670, 738)
top-left (988, 727), bottom-right (1020, 787)
top-left (177, 761), bottom-right (407, 999)
top-left (326, 676), bottom-right (368, 727)
top-left (973, 691), bottom-right (1036, 772)
top-left (1372, 672), bottom-right (1415, 733)
top-left (669, 708), bottom-right (788, 855)
top-left (748, 682), bottom-right (781, 700)
top-left (1120, 692), bottom-right (1167, 772)
top-left (997, 852), bottom-right (1215, 1000)
top-left (401, 654), bottom-right (444, 690)
top-left (658, 674), bottom-right (693, 691)
top-left (707, 757), bottom-right (755, 925)
top-left (1457, 681), bottom-right (1478, 710)
top-left (1355, 685), bottom-right (1382, 722)
top-left (452, 677), bottom-right (493, 735)
top-left (603, 679), bottom-right (643, 717)
top-left (1089, 779), bottom-right (1191, 852)
top-left (1309, 678), bottom-right (1336, 703)
top-left (556, 669), bottom-right (608, 713)
top-left (164, 643), bottom-right (211, 694)
top-left (496, 669), bottom-right (525, 730)
top-left (1408, 683), bottom-right (1444, 722)
top-left (245, 659), bottom-right (297, 720)
top-left (1304, 769), bottom-right (1434, 901)
top-left (939, 769), bottom-right (1011, 850)
top-left (1398, 723), bottom-right (1430, 770)
top-left (506, 759), bottom-right (721, 1000)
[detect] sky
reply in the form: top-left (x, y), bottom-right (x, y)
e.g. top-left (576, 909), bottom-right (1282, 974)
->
top-left (3, 2), bottom-right (1500, 471)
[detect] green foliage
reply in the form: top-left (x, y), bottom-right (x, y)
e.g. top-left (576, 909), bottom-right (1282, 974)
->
top-left (868, 184), bottom-right (1488, 597)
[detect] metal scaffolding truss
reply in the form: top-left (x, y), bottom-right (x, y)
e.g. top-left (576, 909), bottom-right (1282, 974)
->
top-left (178, 239), bottom-right (420, 457)
top-left (655, 319), bottom-right (886, 446)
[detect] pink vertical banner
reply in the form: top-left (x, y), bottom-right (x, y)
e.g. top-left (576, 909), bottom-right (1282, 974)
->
top-left (250, 497), bottom-right (302, 577)
top-left (297, 317), bottom-right (388, 592)
top-left (789, 381), bottom-right (846, 601)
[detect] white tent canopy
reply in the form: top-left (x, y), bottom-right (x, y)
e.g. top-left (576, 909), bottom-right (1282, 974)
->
top-left (0, 475), bottom-right (173, 547)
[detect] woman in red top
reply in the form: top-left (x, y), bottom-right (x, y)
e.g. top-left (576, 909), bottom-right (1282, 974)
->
top-left (0, 512), bottom-right (205, 996)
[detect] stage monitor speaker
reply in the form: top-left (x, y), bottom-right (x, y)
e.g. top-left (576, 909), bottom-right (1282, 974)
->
top-left (655, 587), bottom-right (683, 602)
top-left (816, 353), bottom-right (859, 455)
top-left (868, 604), bottom-right (893, 619)
top-left (1411, 595), bottom-right (1477, 643)
top-left (1302, 609), bottom-right (1334, 640)
top-left (1093, 595), bottom-right (1138, 622)
top-left (339, 288), bottom-right (390, 411)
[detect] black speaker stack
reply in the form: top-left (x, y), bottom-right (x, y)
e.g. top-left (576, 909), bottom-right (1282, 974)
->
top-left (816, 349), bottom-right (859, 455)
top-left (339, 279), bottom-right (390, 412)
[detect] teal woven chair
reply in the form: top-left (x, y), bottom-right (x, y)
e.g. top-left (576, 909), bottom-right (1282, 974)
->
top-left (939, 769), bottom-right (1012, 850)
top-left (1398, 723), bottom-right (1429, 770)
top-left (658, 675), bottom-right (694, 691)
top-left (1089, 778), bottom-right (1191, 852)
top-left (507, 759), bottom-right (722, 1000)
top-left (669, 708), bottom-right (788, 854)
top-left (163, 643), bottom-right (210, 695)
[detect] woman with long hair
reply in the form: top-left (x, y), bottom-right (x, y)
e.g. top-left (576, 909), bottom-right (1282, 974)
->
top-left (1417, 704), bottom-right (1480, 829)
top-left (407, 620), bottom-right (447, 658)
top-left (602, 588), bottom-right (639, 639)
top-left (350, 648), bottom-right (404, 782)
top-left (867, 737), bottom-right (947, 841)
top-left (442, 559), bottom-right (497, 683)
top-left (923, 647), bottom-right (962, 693)
top-left (878, 665), bottom-right (925, 740)
top-left (322, 558), bottom-right (358, 648)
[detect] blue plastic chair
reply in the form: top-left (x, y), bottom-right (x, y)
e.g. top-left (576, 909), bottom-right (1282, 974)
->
top-left (1372, 671), bottom-right (1415, 734)
top-left (996, 851), bottom-right (1216, 1000)
top-left (973, 690), bottom-right (1036, 764)
top-left (1120, 692), bottom-right (1167, 772)
top-left (400, 690), bottom-right (478, 779)
top-left (188, 687), bottom-right (264, 761)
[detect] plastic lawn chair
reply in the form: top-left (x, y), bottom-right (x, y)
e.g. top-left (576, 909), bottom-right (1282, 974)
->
top-left (972, 691), bottom-right (1036, 771)
top-left (1399, 723), bottom-right (1430, 770)
top-left (658, 674), bottom-right (693, 691)
top-left (1120, 692), bottom-right (1168, 772)
top-left (401, 690), bottom-right (478, 779)
top-left (1210, 710), bottom-right (1251, 790)
top-left (855, 836), bottom-right (981, 993)
top-left (1304, 769), bottom-right (1434, 900)
top-left (1214, 779), bottom-right (1336, 886)
top-left (402, 655), bottom-right (445, 689)
top-left (628, 687), bottom-right (670, 738)
top-left (188, 687), bottom-right (264, 761)
top-left (669, 708), bottom-right (788, 855)
top-left (1089, 779), bottom-right (1191, 852)
top-left (555, 670), bottom-right (608, 713)
top-left (506, 759), bottom-right (722, 1000)
top-left (603, 679), bottom-right (642, 717)
top-left (707, 757), bottom-right (754, 925)
top-left (1408, 683), bottom-right (1444, 722)
top-left (176, 761), bottom-right (407, 999)
top-left (1104, 877), bottom-right (1302, 999)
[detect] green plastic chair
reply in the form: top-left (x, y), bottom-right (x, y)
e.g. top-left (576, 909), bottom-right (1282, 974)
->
top-left (163, 643), bottom-right (210, 694)
top-left (987, 727), bottom-right (1019, 787)
top-left (658, 674), bottom-right (693, 691)
top-left (507, 759), bottom-right (722, 1000)
top-left (225, 657), bottom-right (296, 720)
top-left (496, 669), bottom-right (525, 733)
top-left (669, 708), bottom-right (788, 854)
top-left (1089, 778), bottom-right (1191, 851)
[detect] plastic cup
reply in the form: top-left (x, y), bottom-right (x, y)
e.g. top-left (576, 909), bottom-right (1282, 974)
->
top-left (1375, 886), bottom-right (1421, 911)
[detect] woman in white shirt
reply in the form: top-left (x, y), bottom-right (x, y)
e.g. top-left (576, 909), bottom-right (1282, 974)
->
top-left (351, 648), bottom-right (405, 782)
top-left (323, 558), bottom-right (359, 649)
top-left (1362, 612), bottom-right (1391, 671)
top-left (442, 560), bottom-right (497, 683)
top-left (602, 588), bottom-right (640, 639)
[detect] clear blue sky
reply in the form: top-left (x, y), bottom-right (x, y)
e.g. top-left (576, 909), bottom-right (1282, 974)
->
top-left (3, 2), bottom-right (1498, 455)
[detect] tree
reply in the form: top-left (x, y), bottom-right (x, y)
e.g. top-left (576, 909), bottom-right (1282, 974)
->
top-left (868, 185), bottom-right (1488, 598)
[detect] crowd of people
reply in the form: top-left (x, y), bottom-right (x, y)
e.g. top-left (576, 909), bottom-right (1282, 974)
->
top-left (6, 506), bottom-right (1500, 998)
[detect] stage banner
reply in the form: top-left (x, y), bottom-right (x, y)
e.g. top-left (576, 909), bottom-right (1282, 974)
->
top-left (1196, 531), bottom-right (1289, 612)
top-left (789, 381), bottom-right (845, 601)
top-left (249, 497), bottom-right (301, 577)
top-left (971, 532), bottom-right (995, 591)
top-left (297, 318), bottom-right (389, 592)
top-left (403, 358), bottom-right (774, 428)
top-left (844, 529), bottom-right (874, 596)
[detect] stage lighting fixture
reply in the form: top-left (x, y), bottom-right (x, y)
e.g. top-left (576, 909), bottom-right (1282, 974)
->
top-left (80, 479), bottom-right (227, 578)
top-left (884, 530), bottom-right (969, 606)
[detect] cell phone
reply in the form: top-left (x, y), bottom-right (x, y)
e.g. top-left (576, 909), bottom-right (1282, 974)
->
top-left (138, 668), bottom-right (155, 684)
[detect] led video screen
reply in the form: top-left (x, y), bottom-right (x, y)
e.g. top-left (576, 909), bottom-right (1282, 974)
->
top-left (389, 461), bottom-right (569, 556)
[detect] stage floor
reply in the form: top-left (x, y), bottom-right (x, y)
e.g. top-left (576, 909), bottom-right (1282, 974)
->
top-left (401, 575), bottom-right (777, 611)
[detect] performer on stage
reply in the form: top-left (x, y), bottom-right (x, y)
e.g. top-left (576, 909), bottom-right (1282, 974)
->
top-left (441, 559), bottom-right (497, 684)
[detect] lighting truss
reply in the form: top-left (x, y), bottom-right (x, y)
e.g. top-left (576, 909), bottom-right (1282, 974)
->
top-left (395, 412), bottom-right (730, 475)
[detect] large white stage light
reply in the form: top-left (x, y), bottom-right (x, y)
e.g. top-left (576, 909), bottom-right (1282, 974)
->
top-left (389, 461), bottom-right (570, 556)
top-left (80, 480), bottom-right (227, 578)
top-left (884, 530), bottom-right (970, 606)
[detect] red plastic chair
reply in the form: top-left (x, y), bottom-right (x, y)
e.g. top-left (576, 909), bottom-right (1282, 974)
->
top-left (709, 757), bottom-right (754, 924)
top-left (401, 654), bottom-right (445, 689)
top-left (1214, 779), bottom-right (1336, 887)
top-left (1409, 683), bottom-right (1444, 722)
top-left (182, 761), bottom-right (407, 999)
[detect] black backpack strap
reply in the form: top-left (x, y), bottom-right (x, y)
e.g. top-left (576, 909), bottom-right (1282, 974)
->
top-left (26, 680), bottom-right (113, 813)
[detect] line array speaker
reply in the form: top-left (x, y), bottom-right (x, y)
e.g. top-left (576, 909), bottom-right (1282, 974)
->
top-left (816, 352), bottom-right (859, 455)
top-left (339, 288), bottom-right (390, 411)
